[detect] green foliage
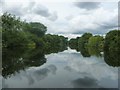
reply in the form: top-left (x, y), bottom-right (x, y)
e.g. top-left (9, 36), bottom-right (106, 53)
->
top-left (3, 12), bottom-right (120, 78)
top-left (1, 13), bottom-right (22, 31)
top-left (25, 22), bottom-right (47, 37)
top-left (104, 30), bottom-right (120, 51)
top-left (88, 35), bottom-right (104, 51)
top-left (1, 13), bottom-right (30, 47)
top-left (2, 47), bottom-right (28, 78)
top-left (42, 34), bottom-right (68, 54)
top-left (104, 30), bottom-right (120, 67)
top-left (1, 13), bottom-right (67, 49)
top-left (2, 47), bottom-right (46, 78)
top-left (78, 33), bottom-right (92, 50)
top-left (69, 37), bottom-right (79, 50)
top-left (69, 33), bottom-right (92, 57)
top-left (88, 47), bottom-right (102, 57)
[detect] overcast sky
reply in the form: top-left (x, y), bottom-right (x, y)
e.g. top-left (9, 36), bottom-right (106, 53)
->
top-left (0, 0), bottom-right (119, 39)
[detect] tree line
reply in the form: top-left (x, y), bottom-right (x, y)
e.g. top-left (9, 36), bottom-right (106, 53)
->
top-left (1, 13), bottom-right (68, 51)
top-left (69, 30), bottom-right (119, 55)
top-left (1, 13), bottom-right (68, 78)
top-left (1, 13), bottom-right (120, 67)
top-left (69, 33), bottom-right (104, 56)
top-left (69, 30), bottom-right (120, 66)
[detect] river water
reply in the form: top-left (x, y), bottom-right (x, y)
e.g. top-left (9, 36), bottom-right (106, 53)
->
top-left (1, 47), bottom-right (119, 88)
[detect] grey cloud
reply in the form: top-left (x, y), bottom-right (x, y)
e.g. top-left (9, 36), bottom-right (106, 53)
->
top-left (16, 64), bottom-right (57, 86)
top-left (97, 24), bottom-right (118, 33)
top-left (95, 18), bottom-right (118, 34)
top-left (27, 1), bottom-right (36, 9)
top-left (72, 28), bottom-right (104, 34)
top-left (3, 83), bottom-right (9, 88)
top-left (34, 64), bottom-right (57, 76)
top-left (2, 2), bottom-right (23, 16)
top-left (32, 4), bottom-right (58, 21)
top-left (27, 75), bottom-right (35, 85)
top-left (71, 27), bottom-right (116, 35)
top-left (7, 8), bottom-right (23, 16)
top-left (48, 12), bottom-right (58, 21)
top-left (2, 1), bottom-right (35, 16)
top-left (0, 0), bottom-right (4, 6)
top-left (47, 64), bottom-right (57, 74)
top-left (34, 68), bottom-right (50, 81)
top-left (71, 16), bottom-right (118, 35)
top-left (64, 66), bottom-right (73, 72)
top-left (33, 5), bottom-right (50, 17)
top-left (2, 1), bottom-right (58, 21)
top-left (72, 31), bottom-right (87, 34)
top-left (74, 2), bottom-right (100, 10)
top-left (23, 1), bottom-right (36, 13)
top-left (72, 76), bottom-right (100, 88)
top-left (65, 15), bottom-right (74, 20)
top-left (33, 64), bottom-right (57, 81)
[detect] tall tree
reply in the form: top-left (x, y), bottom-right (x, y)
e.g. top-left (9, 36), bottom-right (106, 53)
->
top-left (26, 22), bottom-right (47, 37)
top-left (2, 13), bottom-right (29, 47)
top-left (104, 30), bottom-right (120, 67)
top-left (78, 33), bottom-right (92, 50)
top-left (88, 35), bottom-right (104, 51)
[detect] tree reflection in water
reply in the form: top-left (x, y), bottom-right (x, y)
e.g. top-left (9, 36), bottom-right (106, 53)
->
top-left (69, 46), bottom-right (120, 67)
top-left (104, 49), bottom-right (120, 67)
top-left (2, 45), bottom-right (67, 78)
top-left (2, 43), bottom-right (120, 79)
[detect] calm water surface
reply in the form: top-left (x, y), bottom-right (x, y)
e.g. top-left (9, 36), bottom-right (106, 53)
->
top-left (1, 47), bottom-right (118, 88)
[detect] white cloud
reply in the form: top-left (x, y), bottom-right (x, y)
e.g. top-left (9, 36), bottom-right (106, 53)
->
top-left (65, 53), bottom-right (118, 81)
top-left (48, 12), bottom-right (58, 21)
top-left (32, 4), bottom-right (50, 17)
top-left (2, 0), bottom-right (58, 21)
top-left (58, 34), bottom-right (81, 40)
top-left (1, 1), bottom-right (118, 38)
top-left (67, 7), bottom-right (118, 34)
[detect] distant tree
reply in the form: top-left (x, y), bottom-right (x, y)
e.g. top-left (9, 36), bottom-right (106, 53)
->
top-left (80, 47), bottom-right (91, 57)
top-left (69, 38), bottom-right (78, 49)
top-left (88, 35), bottom-right (104, 51)
top-left (104, 30), bottom-right (120, 51)
top-left (42, 34), bottom-right (68, 54)
top-left (25, 22), bottom-right (47, 37)
top-left (78, 33), bottom-right (92, 50)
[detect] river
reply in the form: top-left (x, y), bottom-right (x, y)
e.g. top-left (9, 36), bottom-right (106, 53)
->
top-left (1, 47), bottom-right (119, 88)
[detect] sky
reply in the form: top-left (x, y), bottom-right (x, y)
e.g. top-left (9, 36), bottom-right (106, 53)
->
top-left (0, 0), bottom-right (119, 39)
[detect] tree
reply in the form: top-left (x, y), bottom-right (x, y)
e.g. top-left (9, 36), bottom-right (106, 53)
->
top-left (25, 22), bottom-right (47, 37)
top-left (104, 30), bottom-right (120, 67)
top-left (78, 33), bottom-right (92, 50)
top-left (69, 38), bottom-right (78, 49)
top-left (88, 35), bottom-right (104, 51)
top-left (42, 34), bottom-right (68, 54)
top-left (1, 13), bottom-right (30, 47)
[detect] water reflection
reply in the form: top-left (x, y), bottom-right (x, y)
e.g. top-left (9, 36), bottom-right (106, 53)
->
top-left (3, 64), bottom-right (57, 88)
top-left (80, 47), bottom-right (91, 57)
top-left (2, 45), bottom-right (120, 79)
top-left (69, 46), bottom-right (120, 67)
top-left (2, 47), bottom-right (28, 78)
top-left (23, 48), bottom-right (46, 67)
top-left (2, 46), bottom-right (118, 88)
top-left (71, 76), bottom-right (100, 88)
top-left (33, 65), bottom-right (57, 81)
top-left (104, 48), bottom-right (120, 67)
top-left (88, 47), bottom-right (102, 57)
top-left (2, 45), bottom-right (67, 78)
